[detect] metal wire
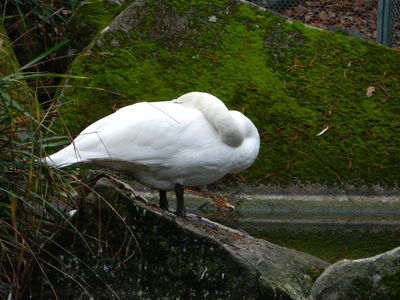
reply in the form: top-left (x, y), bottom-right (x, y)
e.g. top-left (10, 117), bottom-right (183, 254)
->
top-left (249, 0), bottom-right (400, 48)
top-left (391, 0), bottom-right (400, 47)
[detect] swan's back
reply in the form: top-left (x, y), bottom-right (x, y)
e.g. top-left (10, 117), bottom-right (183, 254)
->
top-left (44, 101), bottom-right (205, 167)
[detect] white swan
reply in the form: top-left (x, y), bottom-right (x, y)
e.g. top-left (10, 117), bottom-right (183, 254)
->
top-left (43, 92), bottom-right (260, 216)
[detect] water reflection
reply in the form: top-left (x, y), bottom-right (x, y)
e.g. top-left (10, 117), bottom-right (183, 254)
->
top-left (182, 196), bottom-right (400, 263)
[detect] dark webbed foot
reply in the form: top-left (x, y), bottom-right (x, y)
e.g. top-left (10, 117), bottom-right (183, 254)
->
top-left (175, 183), bottom-right (186, 217)
top-left (159, 190), bottom-right (168, 210)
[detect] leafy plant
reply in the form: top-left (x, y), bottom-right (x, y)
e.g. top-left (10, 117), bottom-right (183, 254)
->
top-left (5, 0), bottom-right (83, 42)
top-left (0, 41), bottom-right (90, 300)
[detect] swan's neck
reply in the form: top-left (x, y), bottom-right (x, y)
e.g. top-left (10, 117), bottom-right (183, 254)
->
top-left (177, 92), bottom-right (244, 147)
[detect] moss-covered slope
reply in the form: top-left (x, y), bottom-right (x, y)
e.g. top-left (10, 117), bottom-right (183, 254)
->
top-left (56, 0), bottom-right (400, 187)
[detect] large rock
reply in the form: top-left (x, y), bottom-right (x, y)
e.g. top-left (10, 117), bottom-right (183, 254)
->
top-left (65, 0), bottom-right (133, 54)
top-left (310, 247), bottom-right (400, 300)
top-left (53, 0), bottom-right (134, 74)
top-left (54, 0), bottom-right (400, 188)
top-left (32, 173), bottom-right (329, 299)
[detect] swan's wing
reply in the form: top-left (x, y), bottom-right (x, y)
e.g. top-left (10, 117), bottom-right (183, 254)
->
top-left (45, 101), bottom-right (215, 167)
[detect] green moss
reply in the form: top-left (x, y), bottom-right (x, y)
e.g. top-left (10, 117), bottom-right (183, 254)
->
top-left (350, 277), bottom-right (377, 299)
top-left (56, 0), bottom-right (400, 187)
top-left (383, 268), bottom-right (400, 296)
top-left (65, 0), bottom-right (133, 52)
top-left (73, 0), bottom-right (126, 29)
top-left (306, 266), bottom-right (324, 282)
top-left (349, 268), bottom-right (400, 300)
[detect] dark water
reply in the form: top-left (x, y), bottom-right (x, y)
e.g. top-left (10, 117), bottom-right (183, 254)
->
top-left (188, 197), bottom-right (400, 263)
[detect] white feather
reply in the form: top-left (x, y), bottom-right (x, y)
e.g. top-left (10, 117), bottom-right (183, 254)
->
top-left (43, 92), bottom-right (260, 190)
top-left (316, 126), bottom-right (330, 137)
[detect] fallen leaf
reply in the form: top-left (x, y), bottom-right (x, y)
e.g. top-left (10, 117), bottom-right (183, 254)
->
top-left (318, 10), bottom-right (329, 21)
top-left (366, 86), bottom-right (375, 97)
top-left (185, 187), bottom-right (235, 210)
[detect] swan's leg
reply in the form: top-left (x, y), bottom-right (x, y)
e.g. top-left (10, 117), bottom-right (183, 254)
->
top-left (159, 190), bottom-right (168, 210)
top-left (175, 183), bottom-right (186, 217)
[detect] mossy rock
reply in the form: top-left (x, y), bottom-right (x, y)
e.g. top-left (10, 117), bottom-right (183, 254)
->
top-left (64, 0), bottom-right (135, 54)
top-left (55, 0), bottom-right (400, 187)
top-left (30, 173), bottom-right (328, 299)
top-left (310, 247), bottom-right (400, 300)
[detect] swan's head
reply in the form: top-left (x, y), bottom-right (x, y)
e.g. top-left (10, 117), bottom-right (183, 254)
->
top-left (176, 92), bottom-right (221, 108)
top-left (175, 92), bottom-right (249, 147)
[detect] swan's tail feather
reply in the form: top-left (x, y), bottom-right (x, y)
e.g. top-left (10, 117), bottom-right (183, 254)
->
top-left (41, 144), bottom-right (84, 168)
top-left (41, 156), bottom-right (74, 168)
